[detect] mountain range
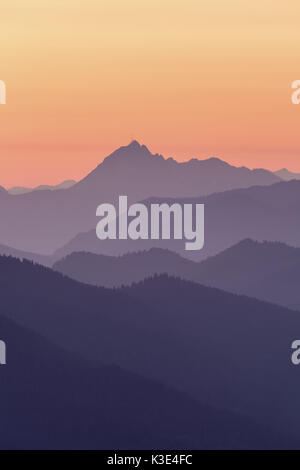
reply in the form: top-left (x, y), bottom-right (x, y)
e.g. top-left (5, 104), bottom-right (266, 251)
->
top-left (53, 239), bottom-right (300, 310)
top-left (2, 235), bottom-right (299, 311)
top-left (0, 243), bottom-right (52, 266)
top-left (7, 179), bottom-right (76, 195)
top-left (53, 179), bottom-right (300, 261)
top-left (0, 141), bottom-right (281, 254)
top-left (3, 313), bottom-right (263, 450)
top-left (1, 272), bottom-right (293, 449)
top-left (274, 168), bottom-right (300, 181)
top-left (1, 255), bottom-right (300, 444)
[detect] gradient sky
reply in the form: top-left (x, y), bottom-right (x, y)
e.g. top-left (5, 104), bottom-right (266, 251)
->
top-left (0, 0), bottom-right (299, 187)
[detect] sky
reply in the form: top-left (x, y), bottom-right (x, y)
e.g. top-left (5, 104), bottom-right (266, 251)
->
top-left (0, 0), bottom-right (299, 187)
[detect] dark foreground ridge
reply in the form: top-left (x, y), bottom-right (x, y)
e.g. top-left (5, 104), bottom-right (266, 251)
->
top-left (0, 256), bottom-right (300, 448)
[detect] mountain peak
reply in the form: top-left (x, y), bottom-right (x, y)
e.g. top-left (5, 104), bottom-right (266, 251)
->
top-left (128, 139), bottom-right (142, 149)
top-left (101, 140), bottom-right (159, 165)
top-left (119, 140), bottom-right (150, 154)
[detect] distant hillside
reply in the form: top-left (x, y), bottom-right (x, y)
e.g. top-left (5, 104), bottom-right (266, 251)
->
top-left (53, 248), bottom-right (195, 287)
top-left (274, 168), bottom-right (300, 181)
top-left (53, 239), bottom-right (300, 310)
top-left (8, 179), bottom-right (76, 195)
top-left (0, 243), bottom-right (52, 266)
top-left (3, 315), bottom-right (266, 450)
top-left (1, 255), bottom-right (300, 443)
top-left (0, 141), bottom-right (280, 254)
top-left (194, 239), bottom-right (300, 310)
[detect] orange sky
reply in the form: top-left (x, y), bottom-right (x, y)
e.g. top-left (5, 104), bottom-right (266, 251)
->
top-left (0, 0), bottom-right (299, 187)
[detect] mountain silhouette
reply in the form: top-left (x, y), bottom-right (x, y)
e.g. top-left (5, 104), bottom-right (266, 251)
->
top-left (274, 168), bottom-right (300, 181)
top-left (193, 239), bottom-right (300, 310)
top-left (0, 243), bottom-right (53, 266)
top-left (53, 240), bottom-right (300, 310)
top-left (55, 179), bottom-right (300, 261)
top-left (8, 179), bottom-right (76, 195)
top-left (1, 255), bottom-right (300, 443)
top-left (1, 308), bottom-right (291, 449)
top-left (53, 248), bottom-right (194, 287)
top-left (0, 141), bottom-right (280, 253)
top-left (76, 140), bottom-right (279, 197)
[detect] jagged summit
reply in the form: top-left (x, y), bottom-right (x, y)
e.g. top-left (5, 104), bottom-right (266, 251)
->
top-left (127, 139), bottom-right (143, 149)
top-left (114, 140), bottom-right (146, 153)
top-left (102, 140), bottom-right (163, 164)
top-left (104, 141), bottom-right (228, 166)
